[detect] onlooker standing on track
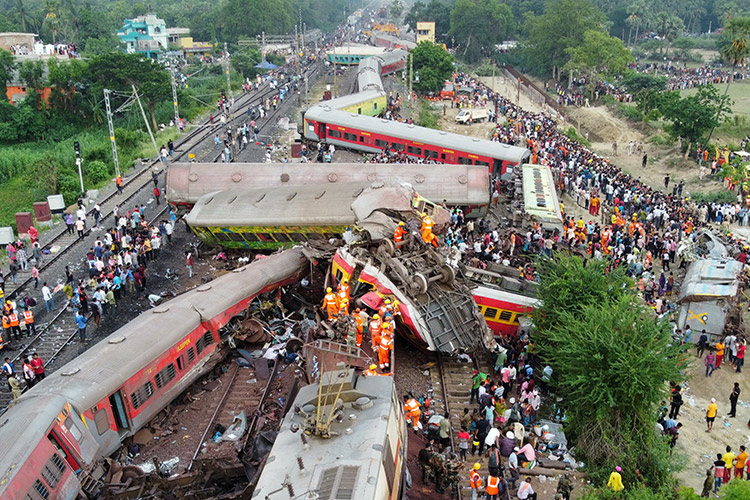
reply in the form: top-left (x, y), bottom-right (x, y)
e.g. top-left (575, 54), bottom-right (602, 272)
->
top-left (22, 357), bottom-right (35, 389)
top-left (75, 217), bottom-right (85, 239)
top-left (42, 282), bottom-right (54, 312)
top-left (30, 353), bottom-right (45, 380)
top-left (185, 251), bottom-right (194, 278)
top-left (115, 175), bottom-right (124, 194)
top-left (74, 307), bottom-right (87, 343)
top-left (64, 212), bottom-right (75, 234)
top-left (31, 265), bottom-right (39, 288)
top-left (153, 186), bottom-right (161, 205)
top-left (729, 382), bottom-right (741, 418)
top-left (23, 307), bottom-right (35, 337)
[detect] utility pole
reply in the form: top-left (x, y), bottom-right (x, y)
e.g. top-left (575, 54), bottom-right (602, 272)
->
top-left (170, 70), bottom-right (180, 131)
top-left (516, 77), bottom-right (520, 106)
top-left (74, 140), bottom-right (84, 194)
top-left (408, 53), bottom-right (413, 100)
top-left (132, 84), bottom-right (159, 157)
top-left (224, 42), bottom-right (233, 107)
top-left (295, 24), bottom-right (300, 78)
top-left (103, 89), bottom-right (121, 177)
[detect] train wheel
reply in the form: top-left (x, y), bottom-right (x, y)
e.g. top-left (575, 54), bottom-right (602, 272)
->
top-left (439, 265), bottom-right (455, 284)
top-left (379, 239), bottom-right (395, 257)
top-left (412, 273), bottom-right (429, 295)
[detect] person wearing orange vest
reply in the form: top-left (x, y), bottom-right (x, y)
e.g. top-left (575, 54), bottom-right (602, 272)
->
top-left (364, 364), bottom-right (378, 376)
top-left (370, 314), bottom-right (382, 350)
top-left (336, 289), bottom-right (349, 315)
top-left (23, 307), bottom-right (36, 337)
top-left (485, 474), bottom-right (500, 500)
top-left (470, 463), bottom-right (483, 500)
top-left (379, 299), bottom-right (391, 318)
top-left (2, 314), bottom-right (11, 346)
top-left (381, 318), bottom-right (394, 341)
top-left (403, 395), bottom-right (422, 430)
top-left (378, 333), bottom-right (393, 371)
top-left (393, 221), bottom-right (407, 245)
top-left (421, 213), bottom-right (438, 248)
top-left (7, 310), bottom-right (21, 341)
top-left (338, 278), bottom-right (350, 302)
top-left (322, 287), bottom-right (338, 321)
top-left (116, 175), bottom-right (124, 194)
top-left (353, 310), bottom-right (364, 347)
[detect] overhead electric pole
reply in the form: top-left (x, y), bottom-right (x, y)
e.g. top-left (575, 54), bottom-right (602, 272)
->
top-left (224, 42), bottom-right (233, 107)
top-left (103, 89), bottom-right (121, 177)
top-left (132, 85), bottom-right (159, 157)
top-left (170, 71), bottom-right (180, 131)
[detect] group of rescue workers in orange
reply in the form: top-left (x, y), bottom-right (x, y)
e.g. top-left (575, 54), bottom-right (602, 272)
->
top-left (394, 213), bottom-right (438, 248)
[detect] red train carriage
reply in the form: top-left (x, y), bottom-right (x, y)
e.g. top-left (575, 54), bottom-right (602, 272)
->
top-left (303, 105), bottom-right (530, 178)
top-left (0, 249), bottom-right (309, 500)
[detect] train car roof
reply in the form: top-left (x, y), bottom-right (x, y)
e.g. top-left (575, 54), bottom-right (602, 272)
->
top-left (472, 284), bottom-right (540, 308)
top-left (375, 49), bottom-right (407, 66)
top-left (325, 90), bottom-right (385, 109)
top-left (328, 45), bottom-right (387, 56)
top-left (166, 163), bottom-right (490, 207)
top-left (253, 371), bottom-right (398, 500)
top-left (305, 105), bottom-right (530, 164)
top-left (185, 181), bottom-right (421, 228)
top-left (16, 249), bottom-right (308, 413)
top-left (521, 163), bottom-right (563, 231)
top-left (0, 394), bottom-right (72, 496)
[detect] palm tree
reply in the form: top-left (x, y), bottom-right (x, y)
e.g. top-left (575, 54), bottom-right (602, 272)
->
top-left (627, 0), bottom-right (648, 47)
top-left (44, 0), bottom-right (61, 44)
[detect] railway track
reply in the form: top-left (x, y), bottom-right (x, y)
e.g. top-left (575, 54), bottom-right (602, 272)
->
top-left (429, 354), bottom-right (494, 500)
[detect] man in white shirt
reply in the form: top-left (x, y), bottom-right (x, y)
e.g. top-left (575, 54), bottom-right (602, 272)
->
top-left (517, 477), bottom-right (537, 499)
top-left (42, 283), bottom-right (54, 312)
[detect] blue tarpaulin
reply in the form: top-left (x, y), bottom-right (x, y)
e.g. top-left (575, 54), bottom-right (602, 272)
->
top-left (255, 60), bottom-right (278, 70)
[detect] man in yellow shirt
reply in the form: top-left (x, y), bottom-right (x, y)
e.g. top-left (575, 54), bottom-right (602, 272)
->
top-left (735, 446), bottom-right (747, 479)
top-left (716, 341), bottom-right (725, 368)
top-left (722, 446), bottom-right (735, 484)
top-left (706, 398), bottom-right (718, 432)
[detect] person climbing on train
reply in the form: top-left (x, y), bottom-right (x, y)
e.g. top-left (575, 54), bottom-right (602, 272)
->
top-left (393, 221), bottom-right (407, 245)
top-left (403, 394), bottom-right (422, 430)
top-left (421, 212), bottom-right (438, 248)
top-left (336, 288), bottom-right (349, 316)
top-left (322, 287), bottom-right (338, 321)
top-left (337, 278), bottom-right (350, 302)
top-left (369, 314), bottom-right (382, 350)
top-left (378, 332), bottom-right (393, 371)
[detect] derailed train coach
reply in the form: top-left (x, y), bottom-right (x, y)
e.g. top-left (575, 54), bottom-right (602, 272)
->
top-left (0, 249), bottom-right (308, 500)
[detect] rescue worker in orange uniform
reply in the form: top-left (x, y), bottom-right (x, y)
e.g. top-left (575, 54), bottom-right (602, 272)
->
top-left (23, 307), bottom-right (35, 337)
top-left (381, 316), bottom-right (395, 341)
top-left (322, 287), bottom-right (338, 321)
top-left (2, 314), bottom-right (11, 346)
top-left (403, 395), bottom-right (422, 430)
top-left (379, 299), bottom-right (392, 318)
top-left (486, 474), bottom-right (500, 500)
top-left (336, 288), bottom-right (349, 315)
top-left (421, 213), bottom-right (438, 248)
top-left (353, 309), bottom-right (364, 348)
top-left (378, 332), bottom-right (393, 371)
top-left (369, 314), bottom-right (382, 350)
top-left (470, 463), bottom-right (483, 500)
top-left (8, 310), bottom-right (21, 341)
top-left (365, 364), bottom-right (378, 376)
top-left (393, 221), bottom-right (407, 245)
top-left (337, 278), bottom-right (350, 302)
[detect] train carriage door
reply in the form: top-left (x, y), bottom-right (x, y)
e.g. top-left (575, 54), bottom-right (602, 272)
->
top-left (109, 391), bottom-right (130, 434)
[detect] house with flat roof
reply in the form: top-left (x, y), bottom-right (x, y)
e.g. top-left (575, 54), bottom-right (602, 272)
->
top-left (117, 14), bottom-right (168, 59)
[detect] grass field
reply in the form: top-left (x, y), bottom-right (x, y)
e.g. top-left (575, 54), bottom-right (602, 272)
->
top-left (680, 79), bottom-right (750, 116)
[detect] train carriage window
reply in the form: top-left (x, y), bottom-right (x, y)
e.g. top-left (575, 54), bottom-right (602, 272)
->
top-left (343, 132), bottom-right (357, 141)
top-left (424, 150), bottom-right (438, 159)
top-left (498, 310), bottom-right (513, 322)
top-left (27, 480), bottom-right (50, 500)
top-left (63, 416), bottom-right (82, 441)
top-left (227, 232), bottom-right (247, 242)
top-left (483, 307), bottom-right (499, 320)
top-left (212, 231), bottom-right (232, 242)
top-left (375, 139), bottom-right (389, 148)
top-left (493, 159), bottom-right (502, 174)
top-left (93, 408), bottom-right (110, 435)
top-left (274, 233), bottom-right (293, 242)
top-left (154, 363), bottom-right (177, 389)
top-left (457, 157), bottom-right (474, 165)
top-left (359, 136), bottom-right (365, 142)
top-left (41, 454), bottom-right (65, 489)
top-left (243, 233), bottom-right (259, 242)
top-left (391, 143), bottom-right (405, 152)
top-left (196, 331), bottom-right (215, 355)
top-left (327, 129), bottom-right (342, 139)
top-left (187, 347), bottom-right (196, 363)
top-left (407, 146), bottom-right (422, 155)
top-left (475, 160), bottom-right (490, 167)
top-left (131, 381), bottom-right (155, 410)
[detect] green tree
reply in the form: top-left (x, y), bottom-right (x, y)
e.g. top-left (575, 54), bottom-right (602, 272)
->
top-left (626, 0), bottom-right (649, 46)
top-left (85, 52), bottom-right (171, 130)
top-left (719, 480), bottom-right (750, 499)
top-left (43, 0), bottom-right (62, 44)
top-left (0, 49), bottom-right (16, 87)
top-left (449, 0), bottom-right (514, 63)
top-left (19, 60), bottom-right (45, 91)
top-left (719, 17), bottom-right (750, 84)
top-left (404, 0), bottom-right (451, 42)
top-left (635, 88), bottom-right (663, 129)
top-left (390, 0), bottom-right (404, 19)
top-left (524, 0), bottom-right (608, 79)
top-left (231, 48), bottom-right (262, 79)
top-left (531, 254), bottom-right (682, 489)
top-left (653, 12), bottom-right (684, 55)
top-left (409, 41), bottom-right (454, 92)
top-left (563, 30), bottom-right (634, 98)
top-left (659, 86), bottom-right (732, 157)
top-left (621, 72), bottom-right (668, 94)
